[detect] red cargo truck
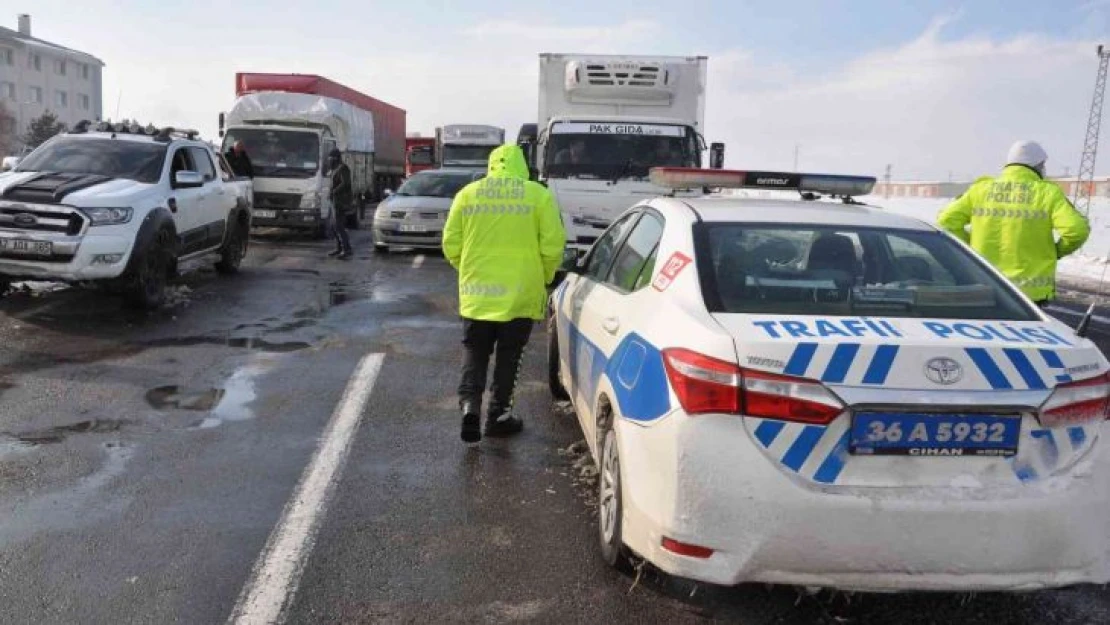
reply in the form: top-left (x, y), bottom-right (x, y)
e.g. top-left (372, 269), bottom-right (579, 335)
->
top-left (219, 73), bottom-right (406, 232)
top-left (405, 136), bottom-right (436, 176)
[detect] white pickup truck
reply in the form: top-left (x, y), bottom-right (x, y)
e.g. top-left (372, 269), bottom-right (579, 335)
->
top-left (0, 122), bottom-right (253, 309)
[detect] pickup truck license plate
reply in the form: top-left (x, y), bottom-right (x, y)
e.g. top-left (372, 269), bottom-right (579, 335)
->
top-left (850, 412), bottom-right (1021, 457)
top-left (253, 210), bottom-right (277, 219)
top-left (0, 239), bottom-right (52, 256)
top-left (399, 224), bottom-right (427, 233)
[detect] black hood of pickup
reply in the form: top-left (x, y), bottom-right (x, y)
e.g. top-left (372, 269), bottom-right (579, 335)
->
top-left (1, 172), bottom-right (115, 204)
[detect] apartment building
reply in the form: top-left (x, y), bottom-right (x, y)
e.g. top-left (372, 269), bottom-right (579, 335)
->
top-left (0, 14), bottom-right (104, 150)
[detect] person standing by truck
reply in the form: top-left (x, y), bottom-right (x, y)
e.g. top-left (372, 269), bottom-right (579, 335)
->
top-left (327, 148), bottom-right (354, 260)
top-left (938, 140), bottom-right (1089, 306)
top-left (444, 145), bottom-right (566, 443)
top-left (225, 140), bottom-right (254, 178)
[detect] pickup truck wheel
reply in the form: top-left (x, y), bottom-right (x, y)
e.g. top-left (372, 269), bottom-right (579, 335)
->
top-left (215, 222), bottom-right (247, 275)
top-left (127, 230), bottom-right (171, 310)
top-left (0, 278), bottom-right (11, 298)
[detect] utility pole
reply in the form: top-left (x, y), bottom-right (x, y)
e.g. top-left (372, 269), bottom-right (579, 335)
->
top-left (1075, 44), bottom-right (1110, 217)
top-left (884, 164), bottom-right (892, 200)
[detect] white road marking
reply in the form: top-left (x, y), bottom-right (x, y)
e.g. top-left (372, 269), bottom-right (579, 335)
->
top-left (412, 254), bottom-right (425, 269)
top-left (228, 352), bottom-right (385, 625)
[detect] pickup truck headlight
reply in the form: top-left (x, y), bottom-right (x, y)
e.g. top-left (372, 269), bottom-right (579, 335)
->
top-left (300, 192), bottom-right (321, 209)
top-left (83, 207), bottom-right (133, 226)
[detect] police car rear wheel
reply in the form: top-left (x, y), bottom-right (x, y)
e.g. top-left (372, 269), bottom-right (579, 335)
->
top-left (547, 313), bottom-right (569, 400)
top-left (598, 424), bottom-right (631, 572)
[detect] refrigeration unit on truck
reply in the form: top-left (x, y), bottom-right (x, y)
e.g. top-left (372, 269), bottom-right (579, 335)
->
top-left (219, 73), bottom-right (406, 233)
top-left (523, 54), bottom-right (723, 249)
top-left (435, 125), bottom-right (505, 169)
top-left (406, 135), bottom-right (436, 176)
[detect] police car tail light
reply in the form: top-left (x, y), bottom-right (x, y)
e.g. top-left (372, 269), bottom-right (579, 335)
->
top-left (1039, 373), bottom-right (1110, 427)
top-left (741, 370), bottom-right (844, 425)
top-left (662, 348), bottom-right (742, 415)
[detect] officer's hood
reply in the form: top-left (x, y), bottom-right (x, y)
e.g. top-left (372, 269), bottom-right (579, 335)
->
top-left (486, 145), bottom-right (528, 180)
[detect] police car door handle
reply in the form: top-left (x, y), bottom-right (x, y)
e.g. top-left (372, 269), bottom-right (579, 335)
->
top-left (602, 317), bottom-right (620, 335)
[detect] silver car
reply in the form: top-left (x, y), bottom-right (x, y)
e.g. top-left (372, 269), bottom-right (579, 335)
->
top-left (372, 168), bottom-right (484, 252)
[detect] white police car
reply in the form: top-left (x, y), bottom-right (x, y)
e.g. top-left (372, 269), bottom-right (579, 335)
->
top-left (547, 167), bottom-right (1110, 592)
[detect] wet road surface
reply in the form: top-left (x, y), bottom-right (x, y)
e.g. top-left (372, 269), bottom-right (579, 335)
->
top-left (0, 229), bottom-right (1108, 624)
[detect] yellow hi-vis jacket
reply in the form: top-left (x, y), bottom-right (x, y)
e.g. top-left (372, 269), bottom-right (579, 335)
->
top-left (938, 165), bottom-right (1090, 302)
top-left (444, 145), bottom-right (566, 321)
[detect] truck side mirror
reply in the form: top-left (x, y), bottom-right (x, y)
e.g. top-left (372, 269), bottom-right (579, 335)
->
top-left (710, 143), bottom-right (725, 169)
top-left (218, 112), bottom-right (225, 139)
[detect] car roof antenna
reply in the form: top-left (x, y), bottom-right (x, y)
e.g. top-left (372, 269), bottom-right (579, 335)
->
top-left (1075, 252), bottom-right (1109, 338)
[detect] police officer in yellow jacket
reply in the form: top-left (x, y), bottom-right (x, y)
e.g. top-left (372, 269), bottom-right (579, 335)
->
top-left (938, 140), bottom-right (1090, 305)
top-left (444, 144), bottom-right (566, 443)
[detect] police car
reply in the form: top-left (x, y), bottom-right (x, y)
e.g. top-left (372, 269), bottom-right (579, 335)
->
top-left (547, 167), bottom-right (1110, 591)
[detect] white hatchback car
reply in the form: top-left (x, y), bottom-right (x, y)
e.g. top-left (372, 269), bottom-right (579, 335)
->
top-left (547, 167), bottom-right (1110, 592)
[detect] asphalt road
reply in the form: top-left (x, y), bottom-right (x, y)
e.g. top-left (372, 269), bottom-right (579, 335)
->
top-left (1, 229), bottom-right (1109, 624)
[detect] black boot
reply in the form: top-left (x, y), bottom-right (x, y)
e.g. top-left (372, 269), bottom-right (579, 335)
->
top-left (327, 248), bottom-right (343, 257)
top-left (461, 400), bottom-right (481, 443)
top-left (338, 250), bottom-right (353, 260)
top-left (484, 410), bottom-right (523, 438)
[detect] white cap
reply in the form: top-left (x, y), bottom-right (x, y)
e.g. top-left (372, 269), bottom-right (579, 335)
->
top-left (1006, 140), bottom-right (1048, 168)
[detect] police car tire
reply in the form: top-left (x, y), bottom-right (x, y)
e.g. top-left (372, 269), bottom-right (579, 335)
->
top-left (547, 314), bottom-right (569, 400)
top-left (598, 424), bottom-right (632, 572)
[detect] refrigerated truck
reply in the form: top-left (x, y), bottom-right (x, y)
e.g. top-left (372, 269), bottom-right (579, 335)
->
top-left (522, 54), bottom-right (722, 249)
top-left (219, 72), bottom-right (406, 232)
top-left (435, 125), bottom-right (505, 169)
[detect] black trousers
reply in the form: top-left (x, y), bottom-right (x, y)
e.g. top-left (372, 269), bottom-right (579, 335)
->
top-left (459, 318), bottom-right (534, 416)
top-left (331, 208), bottom-right (351, 253)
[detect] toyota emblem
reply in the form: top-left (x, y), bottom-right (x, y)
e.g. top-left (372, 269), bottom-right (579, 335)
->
top-left (924, 357), bottom-right (963, 385)
top-left (13, 213), bottom-right (37, 226)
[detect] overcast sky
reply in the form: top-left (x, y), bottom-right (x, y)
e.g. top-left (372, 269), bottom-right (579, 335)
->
top-left (10, 0), bottom-right (1110, 180)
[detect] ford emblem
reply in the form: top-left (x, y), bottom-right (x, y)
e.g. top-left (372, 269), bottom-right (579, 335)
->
top-left (13, 213), bottom-right (37, 226)
top-left (924, 357), bottom-right (963, 385)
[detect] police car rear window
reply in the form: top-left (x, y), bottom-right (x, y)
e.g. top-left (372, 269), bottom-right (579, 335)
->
top-left (698, 224), bottom-right (1037, 321)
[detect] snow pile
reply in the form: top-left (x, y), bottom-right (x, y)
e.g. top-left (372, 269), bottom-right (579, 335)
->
top-left (163, 285), bottom-right (193, 308)
top-left (558, 440), bottom-right (598, 511)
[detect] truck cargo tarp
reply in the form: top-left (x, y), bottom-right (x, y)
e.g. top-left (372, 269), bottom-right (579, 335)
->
top-left (226, 92), bottom-right (375, 153)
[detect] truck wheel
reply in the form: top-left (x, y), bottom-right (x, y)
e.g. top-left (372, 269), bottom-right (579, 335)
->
top-left (0, 278), bottom-right (11, 298)
top-left (216, 221), bottom-right (248, 275)
top-left (127, 229), bottom-right (172, 310)
top-left (547, 313), bottom-right (569, 400)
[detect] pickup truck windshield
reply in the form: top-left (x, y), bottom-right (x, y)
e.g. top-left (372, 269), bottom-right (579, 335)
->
top-left (16, 138), bottom-right (167, 183)
top-left (222, 129), bottom-right (320, 179)
top-left (396, 172), bottom-right (480, 198)
top-left (699, 223), bottom-right (1038, 321)
top-left (442, 145), bottom-right (496, 164)
top-left (544, 124), bottom-right (697, 181)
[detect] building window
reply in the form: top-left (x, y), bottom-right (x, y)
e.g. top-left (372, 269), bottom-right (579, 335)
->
top-left (81, 63), bottom-right (90, 80)
top-left (28, 53), bottom-right (41, 71)
top-left (78, 93), bottom-right (90, 110)
top-left (0, 82), bottom-right (14, 101)
top-left (55, 59), bottom-right (67, 76)
top-left (28, 86), bottom-right (42, 104)
top-left (56, 91), bottom-right (68, 108)
top-left (1, 48), bottom-right (12, 66)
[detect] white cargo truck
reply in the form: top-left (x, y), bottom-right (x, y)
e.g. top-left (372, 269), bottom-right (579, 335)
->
top-left (524, 54), bottom-right (723, 248)
top-left (435, 125), bottom-right (505, 169)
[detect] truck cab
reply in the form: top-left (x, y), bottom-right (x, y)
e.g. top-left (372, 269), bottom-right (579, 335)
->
top-left (220, 124), bottom-right (336, 232)
top-left (435, 125), bottom-right (505, 169)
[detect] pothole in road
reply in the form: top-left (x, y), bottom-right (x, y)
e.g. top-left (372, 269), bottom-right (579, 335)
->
top-left (141, 336), bottom-right (311, 353)
top-left (146, 356), bottom-right (272, 430)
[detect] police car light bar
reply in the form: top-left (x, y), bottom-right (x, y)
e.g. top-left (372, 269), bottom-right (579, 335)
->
top-left (649, 167), bottom-right (877, 197)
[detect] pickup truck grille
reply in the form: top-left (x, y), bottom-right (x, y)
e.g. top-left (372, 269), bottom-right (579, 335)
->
top-left (0, 204), bottom-right (86, 235)
top-left (390, 211), bottom-right (407, 219)
top-left (254, 192), bottom-right (302, 210)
